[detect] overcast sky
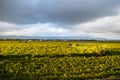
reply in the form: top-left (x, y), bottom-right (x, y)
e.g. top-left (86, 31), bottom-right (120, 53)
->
top-left (0, 0), bottom-right (120, 39)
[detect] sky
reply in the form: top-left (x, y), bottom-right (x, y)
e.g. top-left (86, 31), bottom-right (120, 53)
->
top-left (0, 0), bottom-right (120, 40)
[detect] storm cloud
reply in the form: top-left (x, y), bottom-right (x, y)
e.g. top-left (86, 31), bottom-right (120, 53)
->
top-left (0, 0), bottom-right (120, 39)
top-left (0, 0), bottom-right (120, 24)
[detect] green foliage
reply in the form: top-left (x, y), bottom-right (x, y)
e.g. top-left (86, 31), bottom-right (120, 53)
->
top-left (0, 41), bottom-right (120, 79)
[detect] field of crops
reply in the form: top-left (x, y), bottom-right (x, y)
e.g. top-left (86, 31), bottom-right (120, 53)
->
top-left (0, 40), bottom-right (120, 79)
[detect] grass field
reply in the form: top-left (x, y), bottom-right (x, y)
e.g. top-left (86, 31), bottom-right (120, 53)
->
top-left (0, 40), bottom-right (120, 79)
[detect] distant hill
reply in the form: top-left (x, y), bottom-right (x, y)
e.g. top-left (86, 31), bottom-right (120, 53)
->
top-left (0, 35), bottom-right (107, 40)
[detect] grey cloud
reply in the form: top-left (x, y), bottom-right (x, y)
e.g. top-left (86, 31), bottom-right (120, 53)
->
top-left (85, 27), bottom-right (120, 34)
top-left (73, 14), bottom-right (120, 35)
top-left (0, 0), bottom-right (120, 25)
top-left (0, 22), bottom-right (27, 33)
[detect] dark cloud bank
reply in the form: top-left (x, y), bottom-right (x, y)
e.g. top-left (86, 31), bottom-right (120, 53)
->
top-left (0, 0), bottom-right (120, 40)
top-left (0, 0), bottom-right (120, 25)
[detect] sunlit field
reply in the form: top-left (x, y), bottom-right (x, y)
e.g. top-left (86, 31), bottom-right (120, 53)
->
top-left (0, 40), bottom-right (120, 79)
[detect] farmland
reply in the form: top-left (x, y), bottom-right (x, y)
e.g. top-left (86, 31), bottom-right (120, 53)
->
top-left (0, 40), bottom-right (120, 79)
